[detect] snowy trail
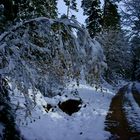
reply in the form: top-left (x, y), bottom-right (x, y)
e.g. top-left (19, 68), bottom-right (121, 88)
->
top-left (15, 83), bottom-right (114, 140)
top-left (132, 83), bottom-right (140, 107)
top-left (11, 82), bottom-right (140, 140)
top-left (105, 83), bottom-right (140, 140)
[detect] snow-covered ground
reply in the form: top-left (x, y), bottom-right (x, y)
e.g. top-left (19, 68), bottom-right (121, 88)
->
top-left (123, 83), bottom-right (140, 131)
top-left (135, 82), bottom-right (140, 93)
top-left (10, 82), bottom-right (116, 140)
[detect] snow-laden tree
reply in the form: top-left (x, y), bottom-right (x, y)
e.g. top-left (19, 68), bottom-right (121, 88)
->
top-left (131, 36), bottom-right (140, 81)
top-left (122, 0), bottom-right (140, 81)
top-left (0, 16), bottom-right (106, 104)
top-left (103, 0), bottom-right (120, 30)
top-left (63, 0), bottom-right (78, 17)
top-left (0, 0), bottom-right (58, 32)
top-left (17, 0), bottom-right (58, 20)
top-left (96, 0), bottom-right (131, 83)
top-left (98, 30), bottom-right (132, 83)
top-left (0, 76), bottom-right (22, 139)
top-left (122, 0), bottom-right (140, 35)
top-left (0, 0), bottom-right (16, 20)
top-left (81, 0), bottom-right (103, 38)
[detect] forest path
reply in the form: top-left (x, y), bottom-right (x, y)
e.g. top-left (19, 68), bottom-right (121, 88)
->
top-left (104, 83), bottom-right (140, 140)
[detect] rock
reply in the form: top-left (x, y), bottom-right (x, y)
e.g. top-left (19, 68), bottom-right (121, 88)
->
top-left (58, 99), bottom-right (82, 115)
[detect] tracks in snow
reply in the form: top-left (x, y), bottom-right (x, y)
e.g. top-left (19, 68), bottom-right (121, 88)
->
top-left (105, 83), bottom-right (140, 140)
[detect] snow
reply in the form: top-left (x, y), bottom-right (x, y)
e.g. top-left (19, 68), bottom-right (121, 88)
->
top-left (123, 84), bottom-right (140, 131)
top-left (0, 16), bottom-right (112, 140)
top-left (0, 17), bottom-right (106, 99)
top-left (11, 83), bottom-right (115, 140)
top-left (0, 123), bottom-right (4, 139)
top-left (135, 82), bottom-right (140, 93)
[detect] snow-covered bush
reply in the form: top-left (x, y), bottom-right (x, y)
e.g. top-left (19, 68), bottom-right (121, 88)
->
top-left (0, 17), bottom-right (106, 99)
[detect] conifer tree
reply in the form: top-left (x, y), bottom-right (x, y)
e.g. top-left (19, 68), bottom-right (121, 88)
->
top-left (0, 0), bottom-right (58, 21)
top-left (0, 0), bottom-right (17, 32)
top-left (103, 0), bottom-right (120, 30)
top-left (63, 0), bottom-right (78, 17)
top-left (131, 36), bottom-right (140, 81)
top-left (0, 77), bottom-right (22, 139)
top-left (0, 0), bottom-right (16, 20)
top-left (122, 0), bottom-right (140, 81)
top-left (99, 0), bottom-right (133, 83)
top-left (0, 0), bottom-right (58, 32)
top-left (17, 0), bottom-right (58, 20)
top-left (98, 30), bottom-right (132, 83)
top-left (81, 0), bottom-right (103, 38)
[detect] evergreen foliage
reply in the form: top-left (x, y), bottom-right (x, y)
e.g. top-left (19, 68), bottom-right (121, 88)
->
top-left (0, 76), bottom-right (22, 140)
top-left (16, 0), bottom-right (58, 20)
top-left (1, 0), bottom-right (139, 138)
top-left (131, 36), bottom-right (140, 81)
top-left (81, 0), bottom-right (103, 38)
top-left (0, 0), bottom-right (58, 32)
top-left (103, 0), bottom-right (120, 30)
top-left (63, 0), bottom-right (78, 17)
top-left (98, 30), bottom-right (132, 83)
top-left (97, 0), bottom-right (132, 83)
top-left (0, 17), bottom-right (106, 98)
top-left (122, 0), bottom-right (140, 81)
top-left (0, 0), bottom-right (16, 20)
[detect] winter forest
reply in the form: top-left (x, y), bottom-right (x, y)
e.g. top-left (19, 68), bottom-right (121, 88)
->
top-left (0, 0), bottom-right (140, 140)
